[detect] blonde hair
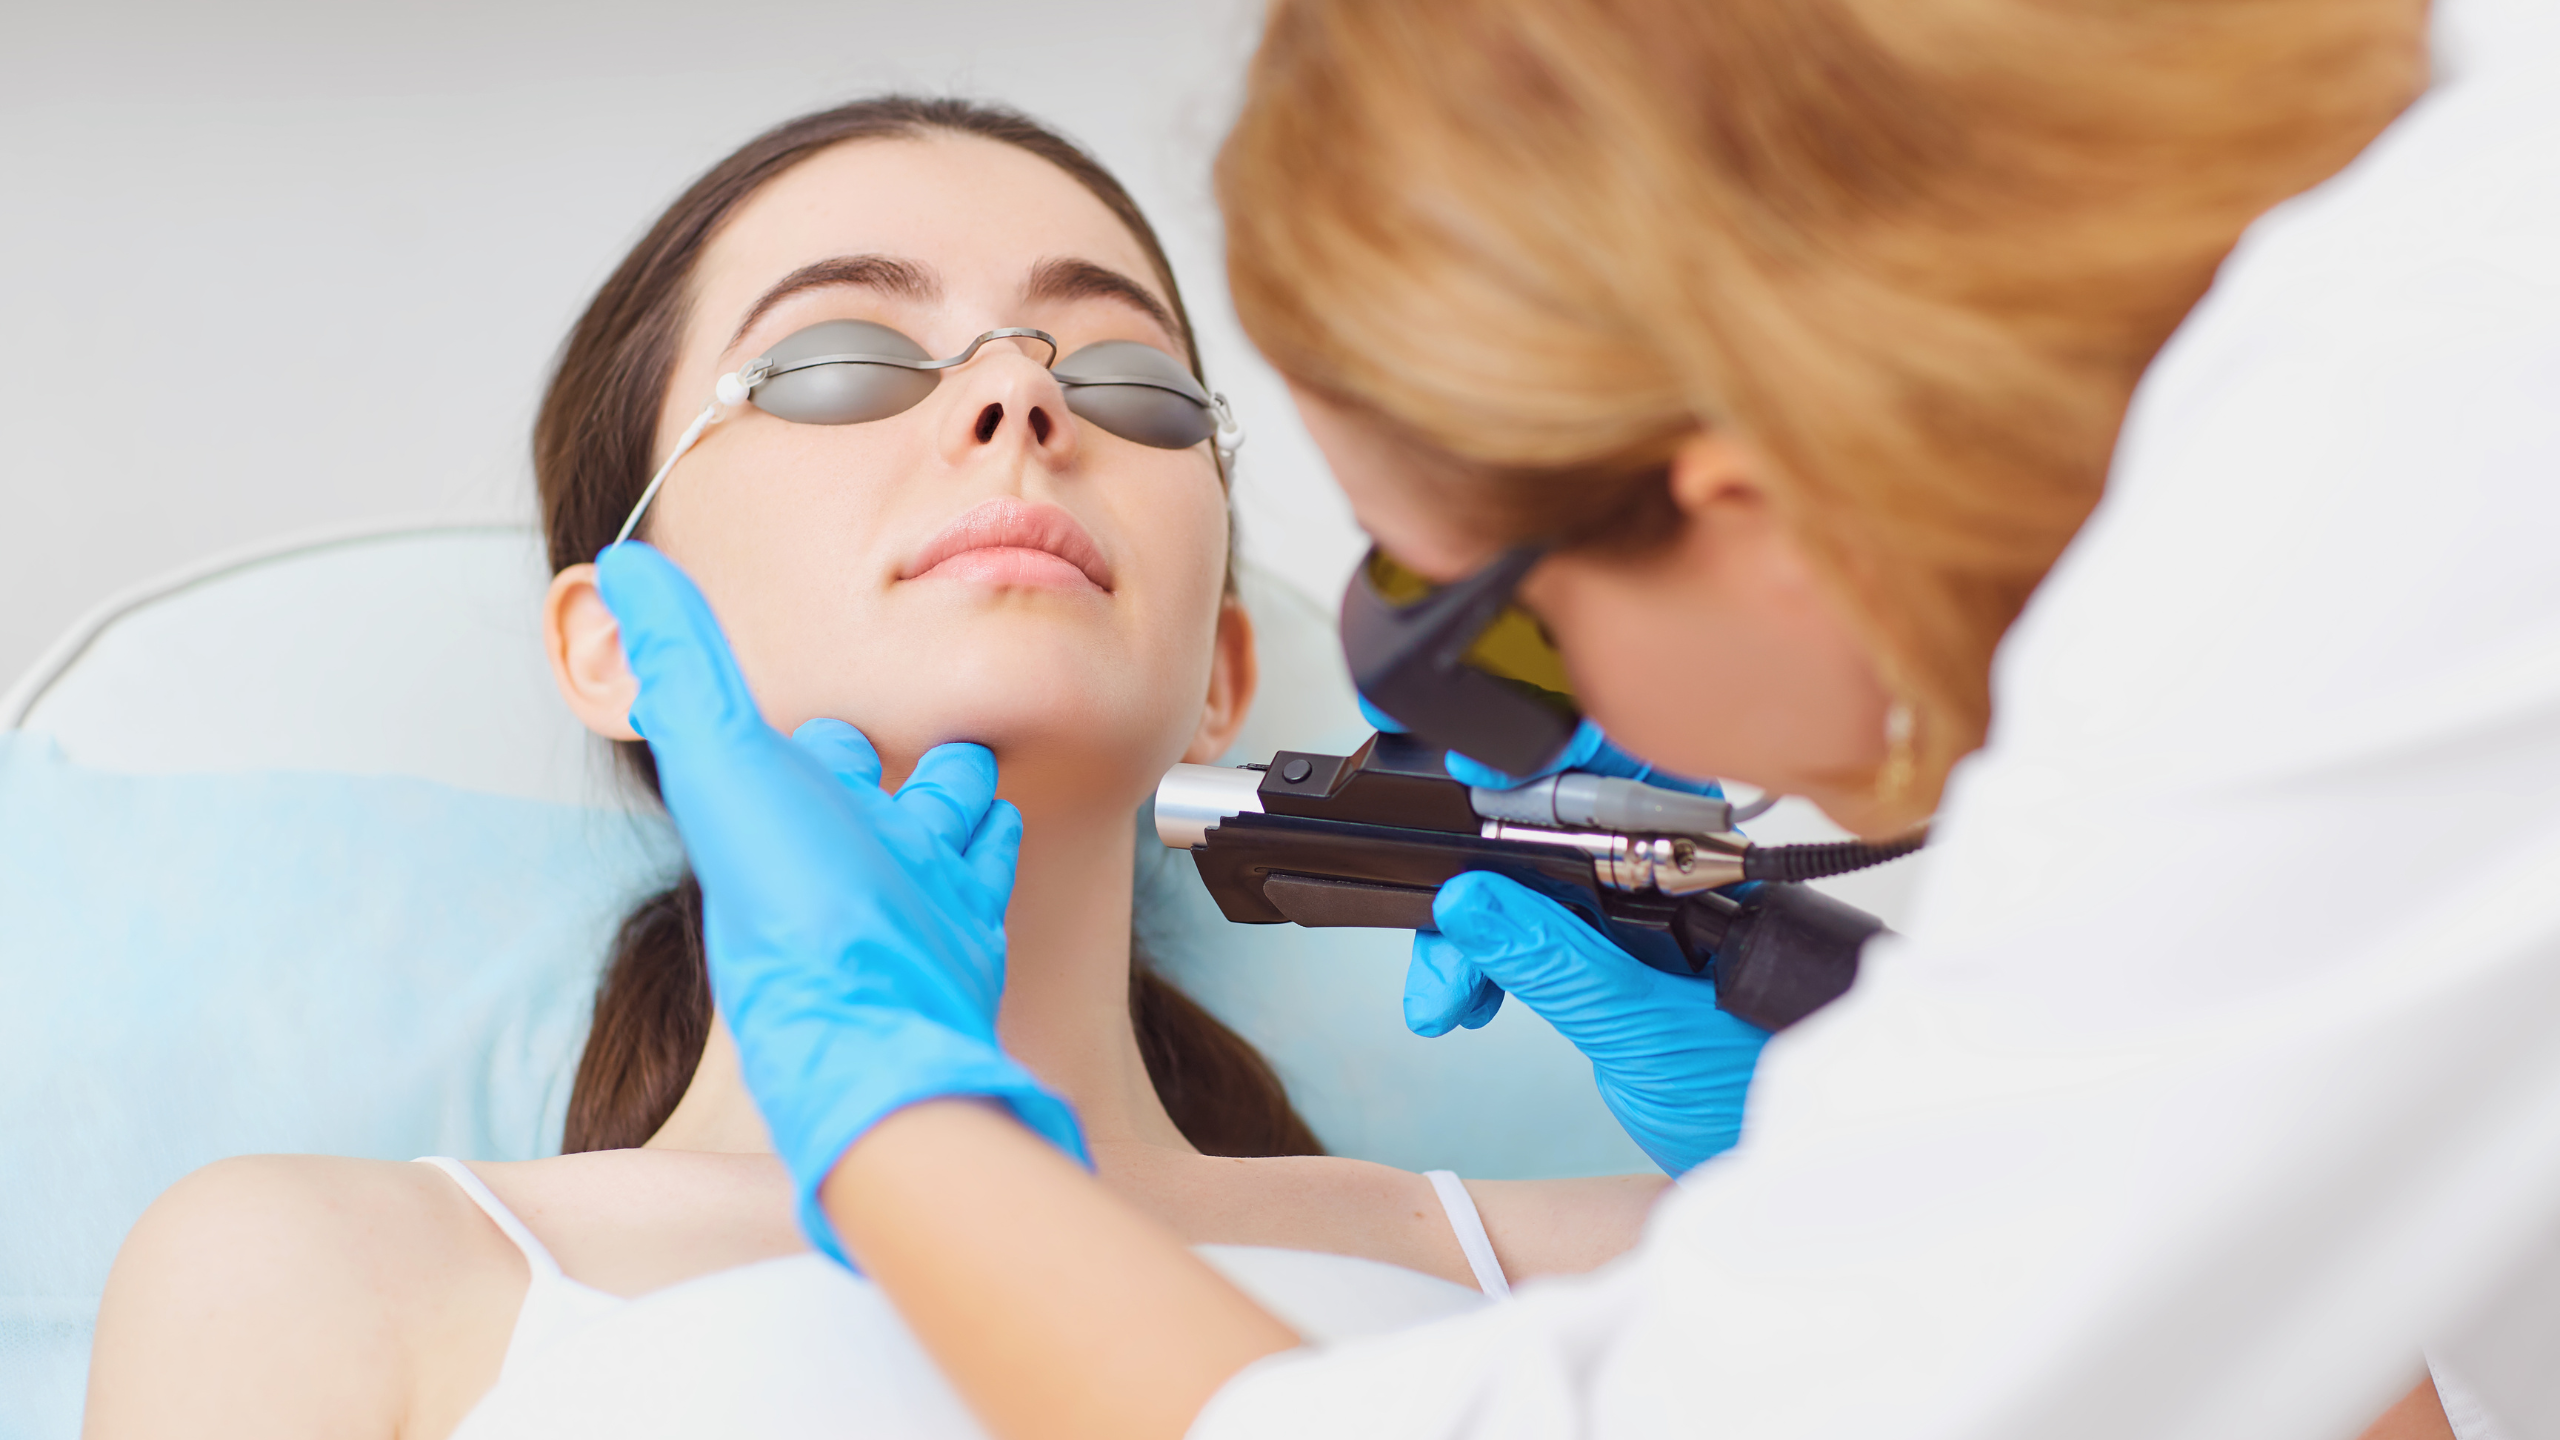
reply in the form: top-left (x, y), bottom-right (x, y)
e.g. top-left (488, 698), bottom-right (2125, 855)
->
top-left (1219, 0), bottom-right (2423, 817)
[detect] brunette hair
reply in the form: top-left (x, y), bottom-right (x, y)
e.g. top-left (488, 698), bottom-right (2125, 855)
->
top-left (543, 96), bottom-right (1317, 1159)
top-left (1219, 0), bottom-right (2425, 822)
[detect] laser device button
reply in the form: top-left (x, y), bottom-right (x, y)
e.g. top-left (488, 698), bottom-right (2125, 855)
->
top-left (1282, 758), bottom-right (1313, 783)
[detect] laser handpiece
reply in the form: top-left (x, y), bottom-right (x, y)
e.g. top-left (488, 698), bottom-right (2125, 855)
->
top-left (1156, 732), bottom-right (1922, 1032)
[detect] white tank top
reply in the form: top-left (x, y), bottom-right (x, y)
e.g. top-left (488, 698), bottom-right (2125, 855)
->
top-left (418, 1157), bottom-right (1509, 1440)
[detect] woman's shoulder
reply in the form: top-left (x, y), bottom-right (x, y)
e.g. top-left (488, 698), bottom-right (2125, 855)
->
top-left (86, 1154), bottom-right (527, 1440)
top-left (121, 1153), bottom-right (529, 1291)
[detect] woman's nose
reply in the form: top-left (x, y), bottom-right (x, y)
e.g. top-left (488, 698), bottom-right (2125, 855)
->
top-left (941, 340), bottom-right (1076, 466)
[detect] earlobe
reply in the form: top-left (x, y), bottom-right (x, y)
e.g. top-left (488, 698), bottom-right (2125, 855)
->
top-left (544, 564), bottom-right (642, 741)
top-left (1183, 596), bottom-right (1259, 764)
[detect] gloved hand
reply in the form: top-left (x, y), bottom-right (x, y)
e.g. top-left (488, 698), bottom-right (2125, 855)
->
top-left (1410, 872), bottom-right (1770, 1174)
top-left (1359, 695), bottom-right (1763, 1172)
top-left (597, 542), bottom-right (1086, 1264)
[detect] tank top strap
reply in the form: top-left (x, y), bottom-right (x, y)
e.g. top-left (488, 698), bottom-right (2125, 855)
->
top-left (415, 1157), bottom-right (624, 1380)
top-left (415, 1157), bottom-right (570, 1278)
top-left (1422, 1170), bottom-right (1511, 1298)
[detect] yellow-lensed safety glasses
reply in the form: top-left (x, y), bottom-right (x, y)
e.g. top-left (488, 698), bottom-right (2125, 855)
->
top-left (1340, 544), bottom-right (1582, 775)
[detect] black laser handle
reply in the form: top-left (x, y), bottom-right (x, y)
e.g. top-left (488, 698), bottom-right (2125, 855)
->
top-left (1670, 883), bottom-right (1886, 1032)
top-left (1185, 804), bottom-right (1890, 1032)
top-left (1255, 871), bottom-right (1885, 1032)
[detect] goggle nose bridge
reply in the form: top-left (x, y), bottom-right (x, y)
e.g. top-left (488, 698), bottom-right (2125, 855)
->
top-left (752, 326), bottom-right (1063, 388)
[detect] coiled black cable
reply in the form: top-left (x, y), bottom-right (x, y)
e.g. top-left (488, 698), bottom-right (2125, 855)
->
top-left (1741, 828), bottom-right (1929, 883)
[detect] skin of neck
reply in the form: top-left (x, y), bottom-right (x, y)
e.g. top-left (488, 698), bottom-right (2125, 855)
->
top-left (645, 774), bottom-right (1192, 1159)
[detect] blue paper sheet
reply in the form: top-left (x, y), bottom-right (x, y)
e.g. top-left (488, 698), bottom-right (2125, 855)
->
top-left (0, 735), bottom-right (680, 1440)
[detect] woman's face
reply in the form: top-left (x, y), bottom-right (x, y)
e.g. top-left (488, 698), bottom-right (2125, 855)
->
top-left (549, 135), bottom-right (1249, 813)
top-left (1295, 389), bottom-right (1899, 836)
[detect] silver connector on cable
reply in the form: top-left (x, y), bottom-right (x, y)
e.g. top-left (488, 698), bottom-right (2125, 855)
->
top-left (1470, 772), bottom-right (1752, 893)
top-left (1477, 819), bottom-right (1749, 894)
top-left (1157, 762), bottom-right (1750, 892)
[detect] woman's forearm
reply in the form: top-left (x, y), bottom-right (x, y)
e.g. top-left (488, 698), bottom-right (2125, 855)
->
top-left (823, 1100), bottom-right (1300, 1440)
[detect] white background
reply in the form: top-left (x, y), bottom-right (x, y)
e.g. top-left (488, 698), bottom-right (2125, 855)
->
top-left (0, 0), bottom-right (1367, 691)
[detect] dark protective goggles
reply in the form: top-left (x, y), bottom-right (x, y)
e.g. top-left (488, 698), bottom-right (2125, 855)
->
top-left (1340, 543), bottom-right (1583, 776)
top-left (615, 321), bottom-right (1237, 543)
top-left (747, 320), bottom-right (1227, 444)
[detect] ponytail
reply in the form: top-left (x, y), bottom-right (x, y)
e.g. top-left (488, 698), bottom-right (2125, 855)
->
top-left (563, 877), bottom-right (709, 1153)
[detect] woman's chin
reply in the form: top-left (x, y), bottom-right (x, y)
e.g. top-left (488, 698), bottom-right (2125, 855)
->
top-left (752, 607), bottom-right (1209, 803)
top-left (831, 676), bottom-right (1183, 803)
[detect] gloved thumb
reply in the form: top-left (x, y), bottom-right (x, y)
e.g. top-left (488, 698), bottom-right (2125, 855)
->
top-left (790, 718), bottom-right (885, 793)
top-left (595, 542), bottom-right (768, 752)
top-left (895, 742), bottom-right (1002, 853)
top-left (1404, 932), bottom-right (1506, 1036)
top-left (1430, 871), bottom-right (1655, 1016)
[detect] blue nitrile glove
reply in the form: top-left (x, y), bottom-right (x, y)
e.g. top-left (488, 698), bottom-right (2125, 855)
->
top-left (1411, 872), bottom-right (1771, 1174)
top-left (1358, 695), bottom-right (1763, 1172)
top-left (597, 542), bottom-right (1086, 1264)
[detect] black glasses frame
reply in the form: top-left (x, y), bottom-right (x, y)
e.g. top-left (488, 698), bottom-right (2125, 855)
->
top-left (1339, 542), bottom-right (1582, 776)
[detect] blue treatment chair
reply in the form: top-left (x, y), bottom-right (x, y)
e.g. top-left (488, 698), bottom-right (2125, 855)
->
top-left (0, 520), bottom-right (1651, 1440)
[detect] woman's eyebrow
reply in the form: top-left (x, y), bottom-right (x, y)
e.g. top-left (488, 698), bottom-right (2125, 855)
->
top-left (726, 255), bottom-right (939, 351)
top-left (1025, 257), bottom-right (1181, 346)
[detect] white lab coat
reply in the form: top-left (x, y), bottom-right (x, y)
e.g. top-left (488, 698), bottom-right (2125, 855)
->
top-left (1194, 2), bottom-right (2560, 1436)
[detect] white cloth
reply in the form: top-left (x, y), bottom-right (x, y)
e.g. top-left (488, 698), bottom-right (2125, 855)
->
top-left (415, 1157), bottom-right (1496, 1438)
top-left (1194, 4), bottom-right (2560, 1437)
top-left (2425, 1198), bottom-right (2560, 1440)
top-left (2431, 1357), bottom-right (2509, 1440)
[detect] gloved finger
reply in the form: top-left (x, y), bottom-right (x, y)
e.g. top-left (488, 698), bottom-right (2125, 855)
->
top-left (1586, 737), bottom-right (1720, 796)
top-left (789, 718), bottom-right (885, 793)
top-left (1366, 693), bottom-right (1720, 797)
top-left (894, 742), bottom-right (1002, 852)
top-left (1430, 871), bottom-right (1656, 1003)
top-left (1404, 931), bottom-right (1507, 1036)
top-left (595, 543), bottom-right (769, 750)
top-left (1356, 694), bottom-right (1409, 734)
top-left (963, 797), bottom-right (1025, 907)
top-left (1441, 720), bottom-right (1723, 796)
top-left (1439, 718), bottom-right (1610, 789)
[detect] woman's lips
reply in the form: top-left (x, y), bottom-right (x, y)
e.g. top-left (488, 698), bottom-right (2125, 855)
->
top-left (901, 498), bottom-right (1113, 594)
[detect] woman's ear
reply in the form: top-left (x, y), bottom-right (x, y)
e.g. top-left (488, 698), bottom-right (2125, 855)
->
top-left (1183, 594), bottom-right (1258, 764)
top-left (544, 563), bottom-right (641, 741)
top-left (1666, 428), bottom-right (1764, 518)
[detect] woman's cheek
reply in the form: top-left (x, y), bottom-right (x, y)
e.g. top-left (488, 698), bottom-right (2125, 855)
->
top-left (1537, 562), bottom-right (1731, 781)
top-left (1129, 485), bottom-right (1232, 740)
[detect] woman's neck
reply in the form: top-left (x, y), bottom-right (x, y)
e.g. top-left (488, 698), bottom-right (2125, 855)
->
top-left (649, 785), bottom-right (1190, 1157)
top-left (992, 800), bottom-right (1189, 1151)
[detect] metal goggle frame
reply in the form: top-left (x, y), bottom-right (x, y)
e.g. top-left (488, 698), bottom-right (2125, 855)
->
top-left (614, 320), bottom-right (1241, 544)
top-left (1339, 542), bottom-right (1583, 776)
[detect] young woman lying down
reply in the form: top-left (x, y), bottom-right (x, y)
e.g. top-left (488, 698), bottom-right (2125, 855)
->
top-left (81, 97), bottom-right (1672, 1439)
